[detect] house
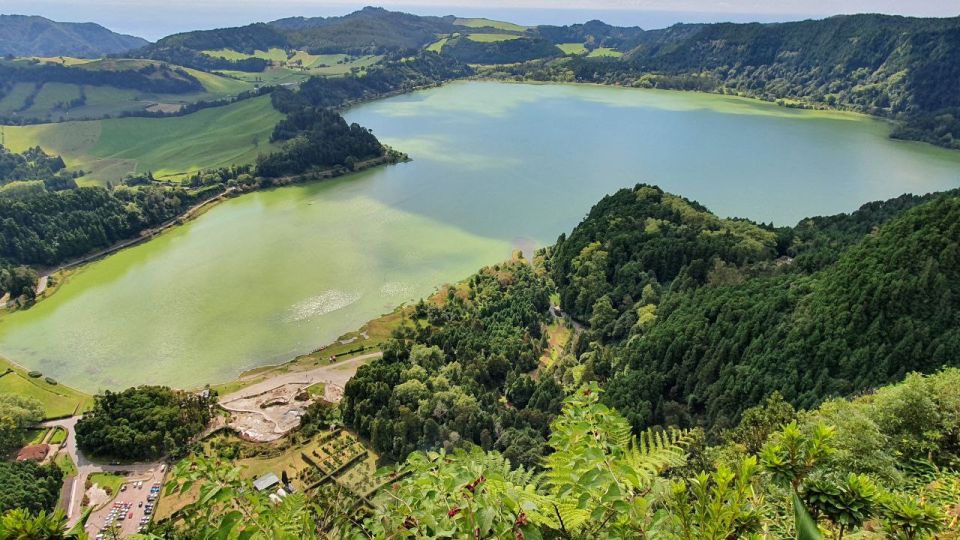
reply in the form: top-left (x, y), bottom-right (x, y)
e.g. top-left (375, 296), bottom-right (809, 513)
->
top-left (16, 444), bottom-right (49, 462)
top-left (252, 472), bottom-right (280, 492)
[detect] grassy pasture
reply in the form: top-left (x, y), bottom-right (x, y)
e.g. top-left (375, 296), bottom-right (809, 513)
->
top-left (426, 37), bottom-right (449, 53)
top-left (454, 18), bottom-right (527, 32)
top-left (0, 59), bottom-right (256, 120)
top-left (557, 43), bottom-right (588, 55)
top-left (217, 53), bottom-right (382, 84)
top-left (33, 57), bottom-right (97, 66)
top-left (23, 83), bottom-right (81, 116)
top-left (0, 357), bottom-right (91, 419)
top-left (202, 48), bottom-right (290, 62)
top-left (49, 426), bottom-right (67, 445)
top-left (466, 33), bottom-right (523, 43)
top-left (4, 95), bottom-right (283, 185)
top-left (587, 47), bottom-right (624, 58)
top-left (0, 82), bottom-right (36, 114)
top-left (55, 452), bottom-right (78, 477)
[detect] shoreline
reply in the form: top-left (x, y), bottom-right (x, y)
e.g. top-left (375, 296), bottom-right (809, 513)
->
top-left (4, 76), bottom-right (955, 399)
top-left (4, 153), bottom-right (401, 315)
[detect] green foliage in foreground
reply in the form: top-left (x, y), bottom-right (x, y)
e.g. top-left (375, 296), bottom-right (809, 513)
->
top-left (0, 508), bottom-right (87, 540)
top-left (153, 372), bottom-right (960, 539)
top-left (75, 386), bottom-right (215, 461)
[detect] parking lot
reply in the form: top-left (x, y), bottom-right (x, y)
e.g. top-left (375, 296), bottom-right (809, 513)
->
top-left (84, 464), bottom-right (167, 538)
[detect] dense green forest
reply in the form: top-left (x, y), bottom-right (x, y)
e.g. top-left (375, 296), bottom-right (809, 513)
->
top-left (0, 177), bottom-right (217, 267)
top-left (343, 258), bottom-right (560, 468)
top-left (0, 145), bottom-right (75, 191)
top-left (0, 462), bottom-right (62, 515)
top-left (271, 52), bottom-right (471, 111)
top-left (75, 386), bottom-right (215, 460)
top-left (544, 185), bottom-right (960, 434)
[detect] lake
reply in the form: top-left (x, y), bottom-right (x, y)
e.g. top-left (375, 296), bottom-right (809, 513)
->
top-left (1, 81), bottom-right (958, 392)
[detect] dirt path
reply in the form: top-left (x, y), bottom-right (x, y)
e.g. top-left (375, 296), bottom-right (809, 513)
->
top-left (218, 352), bottom-right (380, 441)
top-left (219, 352), bottom-right (381, 404)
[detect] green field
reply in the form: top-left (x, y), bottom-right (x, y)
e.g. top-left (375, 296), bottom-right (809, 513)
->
top-left (4, 95), bottom-right (284, 184)
top-left (23, 82), bottom-right (81, 116)
top-left (55, 453), bottom-right (77, 477)
top-left (25, 428), bottom-right (48, 445)
top-left (0, 59), bottom-right (257, 121)
top-left (49, 426), bottom-right (67, 445)
top-left (587, 47), bottom-right (624, 58)
top-left (33, 57), bottom-right (98, 67)
top-left (426, 37), bottom-right (449, 53)
top-left (466, 33), bottom-right (523, 43)
top-left (203, 48), bottom-right (290, 62)
top-left (454, 17), bottom-right (527, 32)
top-left (0, 82), bottom-right (36, 114)
top-left (217, 53), bottom-right (382, 84)
top-left (557, 43), bottom-right (588, 55)
top-left (0, 357), bottom-right (91, 419)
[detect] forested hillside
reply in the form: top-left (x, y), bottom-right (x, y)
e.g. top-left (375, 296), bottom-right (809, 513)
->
top-left (546, 185), bottom-right (960, 433)
top-left (0, 15), bottom-right (147, 57)
top-left (343, 258), bottom-right (559, 467)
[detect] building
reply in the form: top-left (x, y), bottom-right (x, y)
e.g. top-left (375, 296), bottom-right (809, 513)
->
top-left (252, 472), bottom-right (280, 492)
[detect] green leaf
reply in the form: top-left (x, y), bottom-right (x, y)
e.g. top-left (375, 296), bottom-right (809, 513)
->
top-left (793, 491), bottom-right (822, 540)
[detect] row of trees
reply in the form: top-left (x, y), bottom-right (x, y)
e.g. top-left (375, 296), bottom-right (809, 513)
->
top-left (0, 61), bottom-right (202, 96)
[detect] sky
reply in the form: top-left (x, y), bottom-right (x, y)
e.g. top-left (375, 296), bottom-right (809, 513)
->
top-left (2, 0), bottom-right (958, 40)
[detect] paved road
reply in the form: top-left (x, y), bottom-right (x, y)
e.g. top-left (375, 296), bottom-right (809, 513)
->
top-left (40, 417), bottom-right (162, 527)
top-left (219, 352), bottom-right (382, 403)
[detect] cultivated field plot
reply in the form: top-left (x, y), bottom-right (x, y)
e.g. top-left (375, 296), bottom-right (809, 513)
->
top-left (453, 18), bottom-right (528, 32)
top-left (3, 95), bottom-right (283, 185)
top-left (159, 428), bottom-right (385, 518)
top-left (215, 53), bottom-right (383, 85)
top-left (557, 43), bottom-right (588, 55)
top-left (466, 33), bottom-right (523, 42)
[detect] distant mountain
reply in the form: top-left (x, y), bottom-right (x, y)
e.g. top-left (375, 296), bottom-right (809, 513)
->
top-left (151, 23), bottom-right (288, 54)
top-left (0, 15), bottom-right (148, 58)
top-left (271, 7), bottom-right (457, 52)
